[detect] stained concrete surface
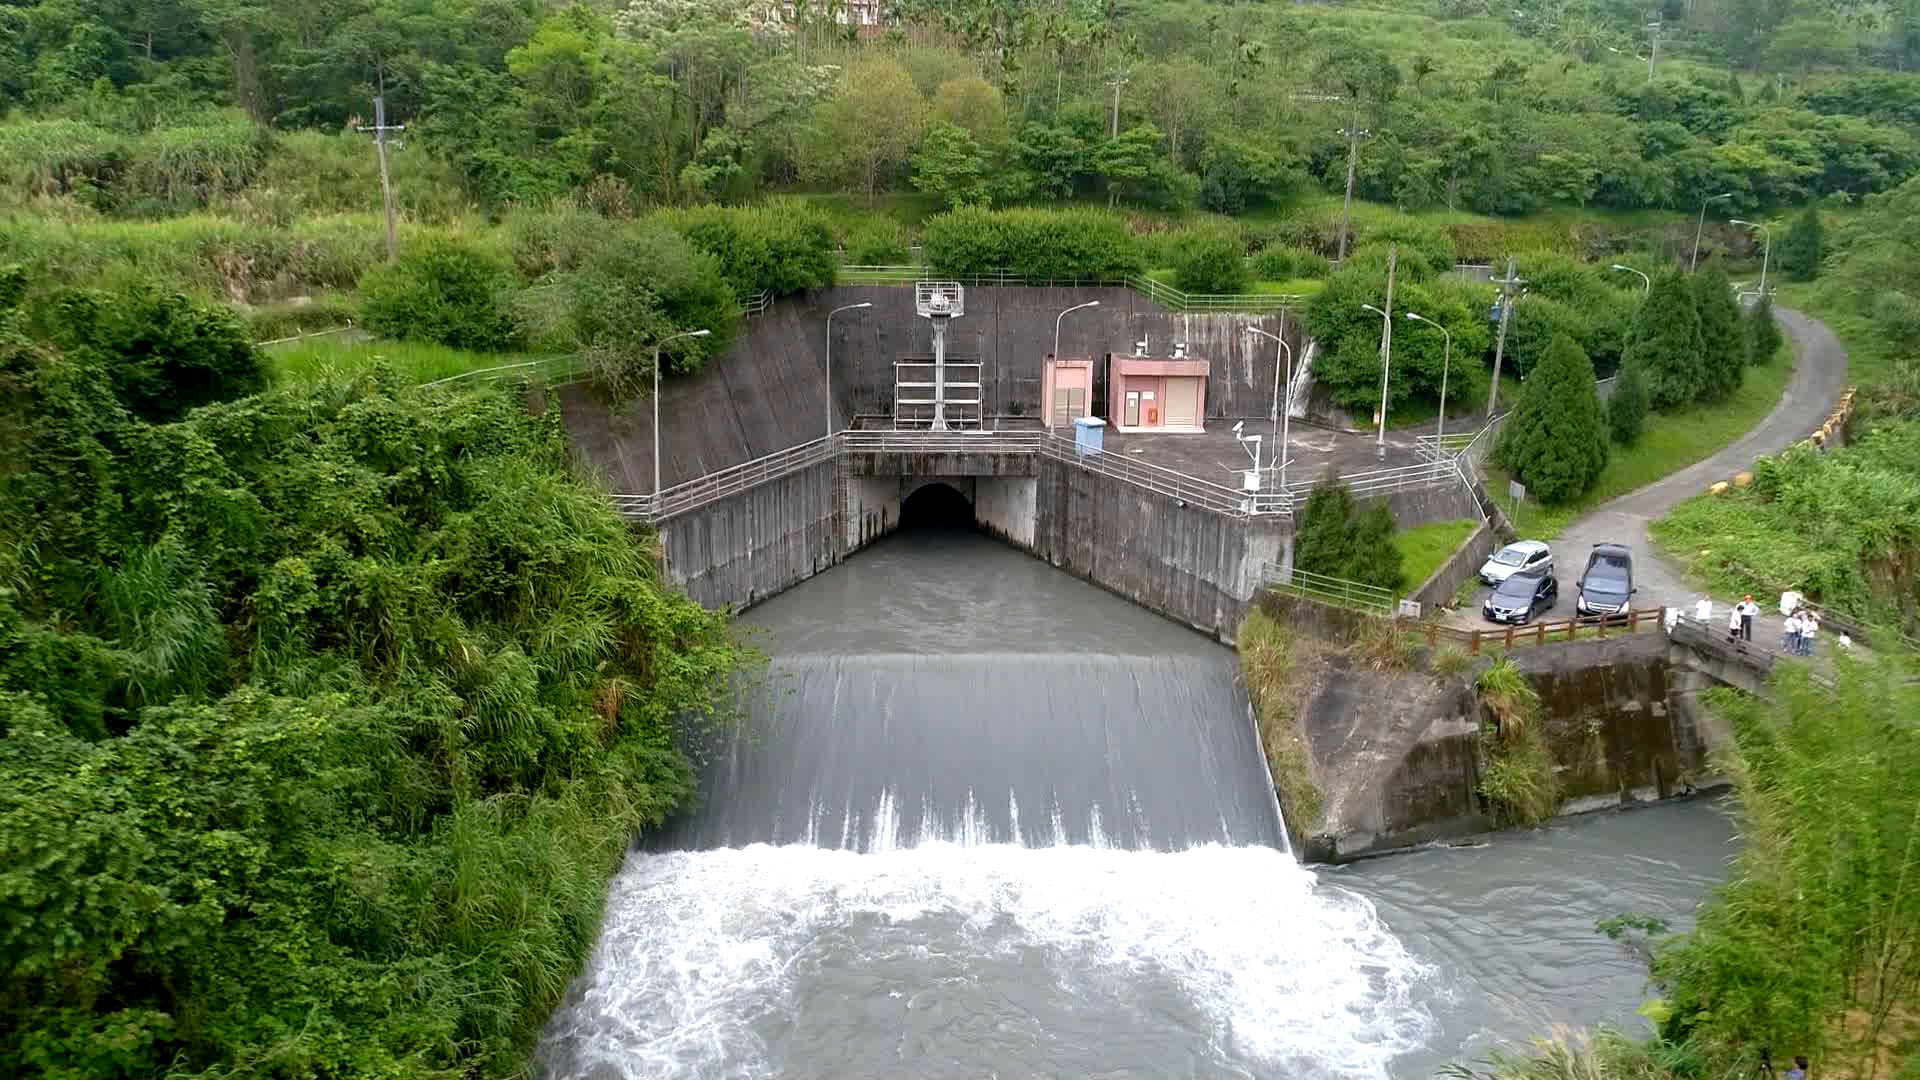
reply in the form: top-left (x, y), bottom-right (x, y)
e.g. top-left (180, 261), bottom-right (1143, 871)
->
top-left (1447, 307), bottom-right (1849, 641)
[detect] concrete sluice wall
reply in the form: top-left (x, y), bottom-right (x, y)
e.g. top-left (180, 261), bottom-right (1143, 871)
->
top-left (557, 285), bottom-right (1299, 493)
top-left (656, 450), bottom-right (1289, 642)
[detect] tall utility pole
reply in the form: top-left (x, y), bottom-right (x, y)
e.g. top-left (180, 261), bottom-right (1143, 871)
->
top-left (356, 94), bottom-right (404, 263)
top-left (1336, 102), bottom-right (1372, 264)
top-left (1486, 257), bottom-right (1525, 417)
top-left (1106, 73), bottom-right (1128, 137)
top-left (1645, 21), bottom-right (1660, 82)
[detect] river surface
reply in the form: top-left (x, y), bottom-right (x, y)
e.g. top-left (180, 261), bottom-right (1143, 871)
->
top-left (539, 530), bottom-right (1736, 1079)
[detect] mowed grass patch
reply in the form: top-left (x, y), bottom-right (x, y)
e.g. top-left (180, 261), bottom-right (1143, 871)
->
top-left (268, 337), bottom-right (562, 387)
top-left (1395, 519), bottom-right (1479, 588)
top-left (1488, 339), bottom-right (1795, 539)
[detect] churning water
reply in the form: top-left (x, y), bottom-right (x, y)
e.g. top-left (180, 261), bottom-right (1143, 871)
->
top-left (538, 527), bottom-right (1734, 1079)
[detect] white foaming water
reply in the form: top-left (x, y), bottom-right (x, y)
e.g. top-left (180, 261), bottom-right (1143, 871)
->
top-left (539, 842), bottom-right (1435, 1080)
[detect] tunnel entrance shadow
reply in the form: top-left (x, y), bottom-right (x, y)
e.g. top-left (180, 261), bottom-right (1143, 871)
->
top-left (899, 482), bottom-right (976, 532)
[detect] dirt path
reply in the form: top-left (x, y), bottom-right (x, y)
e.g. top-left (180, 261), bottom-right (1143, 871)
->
top-left (1451, 307), bottom-right (1849, 635)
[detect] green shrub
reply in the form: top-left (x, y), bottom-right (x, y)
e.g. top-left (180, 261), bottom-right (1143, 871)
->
top-left (1746, 291), bottom-right (1783, 365)
top-left (1251, 245), bottom-right (1331, 281)
top-left (1170, 225), bottom-right (1249, 293)
top-left (920, 205), bottom-right (1144, 280)
top-left (568, 223), bottom-right (739, 391)
top-left (1474, 658), bottom-right (1559, 826)
top-left (1495, 334), bottom-right (1608, 505)
top-left (1294, 473), bottom-right (1407, 592)
top-left (1625, 268), bottom-right (1706, 411)
top-left (838, 216), bottom-right (910, 264)
top-left (32, 282), bottom-right (264, 423)
top-left (1608, 360), bottom-right (1650, 445)
top-left (1778, 204), bottom-right (1823, 282)
top-left (1431, 645), bottom-right (1472, 679)
top-left (358, 238), bottom-right (519, 351)
top-left (658, 200), bottom-right (837, 300)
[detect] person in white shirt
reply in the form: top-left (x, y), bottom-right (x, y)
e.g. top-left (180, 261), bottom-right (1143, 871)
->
top-left (1695, 596), bottom-right (1714, 623)
top-left (1782, 611), bottom-right (1802, 653)
top-left (1800, 609), bottom-right (1818, 656)
top-left (1736, 595), bottom-right (1761, 641)
top-left (1728, 604), bottom-right (1744, 644)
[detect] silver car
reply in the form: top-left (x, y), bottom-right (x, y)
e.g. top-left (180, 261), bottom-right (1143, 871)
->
top-left (1478, 540), bottom-right (1553, 586)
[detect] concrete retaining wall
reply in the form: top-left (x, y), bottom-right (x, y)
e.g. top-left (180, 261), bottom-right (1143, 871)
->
top-left (657, 460), bottom-right (838, 610)
top-left (560, 285), bottom-right (1301, 492)
top-left (1408, 521), bottom-right (1499, 614)
top-left (1030, 457), bottom-right (1290, 641)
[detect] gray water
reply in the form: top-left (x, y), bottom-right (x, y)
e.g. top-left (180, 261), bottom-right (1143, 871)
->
top-left (541, 531), bottom-right (1735, 1080)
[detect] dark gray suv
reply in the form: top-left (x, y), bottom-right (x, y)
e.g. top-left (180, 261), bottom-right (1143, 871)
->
top-left (1576, 543), bottom-right (1635, 617)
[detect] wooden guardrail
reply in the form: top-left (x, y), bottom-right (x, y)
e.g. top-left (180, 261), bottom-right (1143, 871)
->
top-left (1415, 607), bottom-right (1669, 654)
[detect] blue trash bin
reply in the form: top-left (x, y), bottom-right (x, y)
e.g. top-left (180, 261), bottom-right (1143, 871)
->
top-left (1072, 416), bottom-right (1106, 456)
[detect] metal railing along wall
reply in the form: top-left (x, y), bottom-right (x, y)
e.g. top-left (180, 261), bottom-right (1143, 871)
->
top-left (1261, 564), bottom-right (1397, 617)
top-left (613, 428), bottom-right (1290, 524)
top-left (1281, 458), bottom-right (1463, 502)
top-left (833, 265), bottom-right (1303, 312)
top-left (420, 354), bottom-right (588, 389)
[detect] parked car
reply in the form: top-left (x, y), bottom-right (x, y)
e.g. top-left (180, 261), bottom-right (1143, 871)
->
top-left (1576, 543), bottom-right (1635, 618)
top-left (1478, 539), bottom-right (1554, 586)
top-left (1483, 571), bottom-right (1557, 624)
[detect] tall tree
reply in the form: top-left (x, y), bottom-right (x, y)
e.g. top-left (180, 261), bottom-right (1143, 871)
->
top-left (1693, 266), bottom-right (1745, 402)
top-left (1495, 334), bottom-right (1609, 505)
top-left (911, 121), bottom-right (992, 208)
top-left (1747, 290), bottom-right (1785, 365)
top-left (1779, 204), bottom-right (1825, 281)
top-left (1608, 359), bottom-right (1650, 446)
top-left (1625, 268), bottom-right (1706, 411)
top-left (815, 56), bottom-right (926, 203)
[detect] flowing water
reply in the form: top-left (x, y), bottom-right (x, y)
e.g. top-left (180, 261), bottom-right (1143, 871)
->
top-left (539, 527), bottom-right (1736, 1080)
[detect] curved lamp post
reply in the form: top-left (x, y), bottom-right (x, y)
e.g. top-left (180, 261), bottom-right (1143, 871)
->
top-left (1361, 302), bottom-right (1393, 456)
top-left (654, 328), bottom-right (712, 497)
top-left (826, 302), bottom-right (872, 439)
top-left (1053, 300), bottom-right (1101, 365)
top-left (1243, 324), bottom-right (1294, 492)
top-left (1404, 311), bottom-right (1452, 451)
top-left (1691, 192), bottom-right (1733, 270)
top-left (1610, 264), bottom-right (1651, 296)
top-left (1730, 218), bottom-right (1772, 299)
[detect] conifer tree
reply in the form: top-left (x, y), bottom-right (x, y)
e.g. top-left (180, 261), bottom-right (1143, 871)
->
top-left (1294, 472), bottom-right (1406, 591)
top-left (1779, 205), bottom-right (1824, 281)
top-left (1693, 266), bottom-right (1744, 402)
top-left (1608, 359), bottom-right (1649, 445)
top-left (1747, 291), bottom-right (1784, 365)
top-left (1495, 334), bottom-right (1609, 504)
top-left (1625, 268), bottom-right (1705, 410)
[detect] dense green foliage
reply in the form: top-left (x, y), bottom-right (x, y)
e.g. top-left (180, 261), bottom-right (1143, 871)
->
top-left (1607, 358), bottom-right (1649, 446)
top-left (921, 205), bottom-right (1143, 280)
top-left (1650, 658), bottom-right (1920, 1073)
top-left (1293, 474), bottom-right (1406, 592)
top-left (1692, 267), bottom-right (1744, 402)
top-left (1651, 418), bottom-right (1920, 629)
top-left (1495, 334), bottom-right (1609, 505)
top-left (8, 0), bottom-right (1920, 221)
top-left (1778, 204), bottom-right (1825, 282)
top-left (358, 237), bottom-right (519, 351)
top-left (1170, 223), bottom-right (1249, 294)
top-left (1302, 257), bottom-right (1489, 417)
top-left (1474, 658), bottom-right (1558, 827)
top-left (1626, 268), bottom-right (1707, 411)
top-left (0, 283), bottom-right (741, 1077)
top-left (656, 202), bottom-right (838, 301)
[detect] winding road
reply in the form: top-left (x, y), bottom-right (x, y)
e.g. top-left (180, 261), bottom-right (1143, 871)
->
top-left (1457, 307), bottom-right (1850, 635)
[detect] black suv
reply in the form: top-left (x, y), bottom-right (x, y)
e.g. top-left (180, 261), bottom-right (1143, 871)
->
top-left (1576, 543), bottom-right (1635, 618)
top-left (1483, 571), bottom-right (1557, 624)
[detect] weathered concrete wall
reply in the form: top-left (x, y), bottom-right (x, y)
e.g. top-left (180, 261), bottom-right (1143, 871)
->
top-left (1031, 457), bottom-right (1290, 641)
top-left (1408, 521), bottom-right (1498, 614)
top-left (656, 460), bottom-right (837, 610)
top-left (1373, 478), bottom-right (1483, 529)
top-left (559, 286), bottom-right (1301, 492)
top-left (1257, 595), bottom-right (1729, 861)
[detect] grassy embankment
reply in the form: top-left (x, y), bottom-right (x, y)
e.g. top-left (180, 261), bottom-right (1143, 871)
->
top-left (1235, 609), bottom-right (1324, 842)
top-left (1490, 339), bottom-right (1794, 539)
top-left (1394, 519), bottom-right (1479, 588)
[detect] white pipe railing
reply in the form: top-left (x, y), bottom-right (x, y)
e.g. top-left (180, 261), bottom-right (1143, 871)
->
top-left (834, 265), bottom-right (1304, 312)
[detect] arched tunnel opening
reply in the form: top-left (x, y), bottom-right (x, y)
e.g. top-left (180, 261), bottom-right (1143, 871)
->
top-left (899, 482), bottom-right (977, 532)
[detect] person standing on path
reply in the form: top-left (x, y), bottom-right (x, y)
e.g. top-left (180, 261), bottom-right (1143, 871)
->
top-left (1737, 595), bottom-right (1760, 642)
top-left (1782, 610), bottom-right (1802, 654)
top-left (1729, 603), bottom-right (1744, 645)
top-left (1801, 609), bottom-right (1818, 656)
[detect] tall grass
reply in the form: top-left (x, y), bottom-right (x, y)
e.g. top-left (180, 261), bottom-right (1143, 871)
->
top-left (266, 338), bottom-right (558, 388)
top-left (1236, 609), bottom-right (1325, 836)
top-left (1395, 519), bottom-right (1479, 589)
top-left (1475, 657), bottom-right (1559, 826)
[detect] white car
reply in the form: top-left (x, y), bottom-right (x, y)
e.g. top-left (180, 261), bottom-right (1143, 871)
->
top-left (1478, 540), bottom-right (1553, 586)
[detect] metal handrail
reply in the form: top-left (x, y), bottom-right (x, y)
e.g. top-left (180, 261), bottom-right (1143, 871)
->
top-left (743, 289), bottom-right (773, 317)
top-left (613, 427), bottom-right (1288, 524)
top-left (1282, 458), bottom-right (1461, 500)
top-left (420, 354), bottom-right (587, 389)
top-left (833, 264), bottom-right (1302, 312)
top-left (1261, 563), bottom-right (1398, 616)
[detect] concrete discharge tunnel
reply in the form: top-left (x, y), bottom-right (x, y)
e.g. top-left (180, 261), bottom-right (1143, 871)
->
top-left (899, 481), bottom-right (976, 532)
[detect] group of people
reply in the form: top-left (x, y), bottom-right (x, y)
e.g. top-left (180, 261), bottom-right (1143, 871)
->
top-left (1781, 607), bottom-right (1820, 655)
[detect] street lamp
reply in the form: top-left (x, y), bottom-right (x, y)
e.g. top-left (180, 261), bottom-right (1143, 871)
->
top-left (826, 302), bottom-right (872, 439)
top-left (653, 328), bottom-right (712, 497)
top-left (1404, 311), bottom-right (1453, 452)
top-left (1731, 219), bottom-right (1773, 299)
top-left (1361, 302), bottom-right (1393, 457)
top-left (1243, 324), bottom-right (1294, 491)
top-left (1610, 264), bottom-right (1651, 295)
top-left (1053, 299), bottom-right (1101, 366)
top-left (1691, 192), bottom-right (1734, 271)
